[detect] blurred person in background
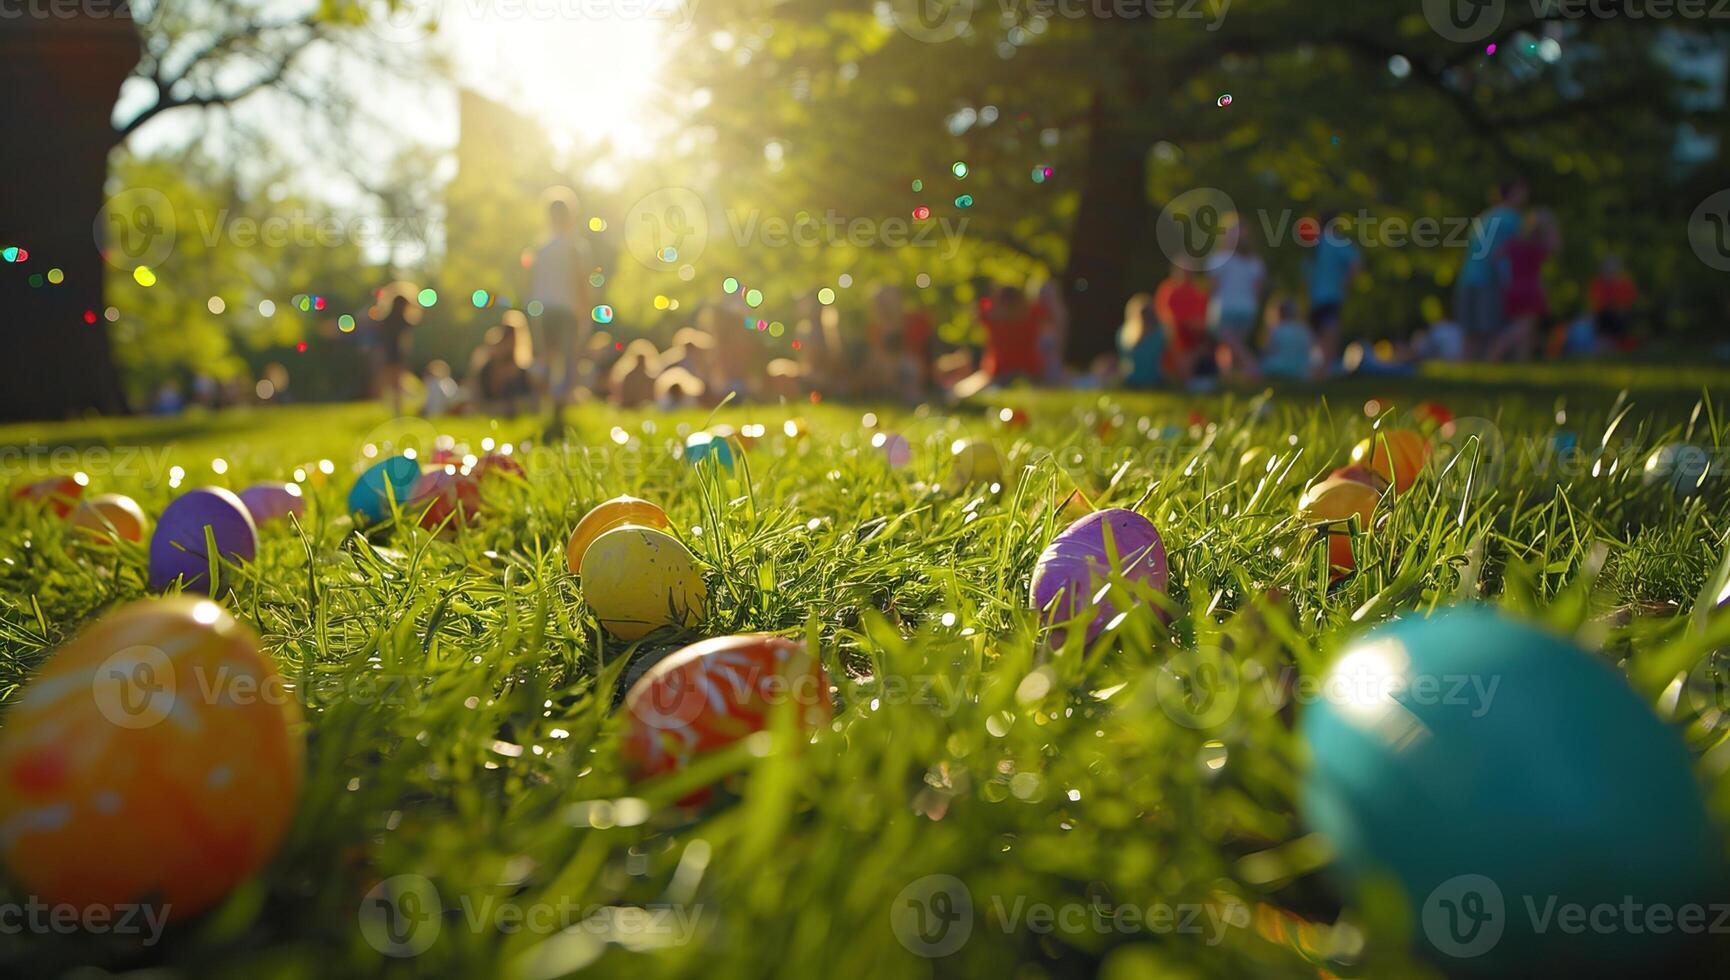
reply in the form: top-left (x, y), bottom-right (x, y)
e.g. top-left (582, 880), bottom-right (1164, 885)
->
top-left (1209, 235), bottom-right (1265, 381)
top-left (1118, 293), bottom-right (1166, 388)
top-left (467, 311), bottom-right (537, 416)
top-left (371, 291), bottom-right (420, 416)
top-left (1456, 180), bottom-right (1527, 358)
top-left (528, 188), bottom-right (593, 406)
top-left (1488, 208), bottom-right (1561, 362)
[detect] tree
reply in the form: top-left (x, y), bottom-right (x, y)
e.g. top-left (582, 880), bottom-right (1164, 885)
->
top-left (669, 2), bottom-right (1725, 365)
top-left (0, 0), bottom-right (423, 420)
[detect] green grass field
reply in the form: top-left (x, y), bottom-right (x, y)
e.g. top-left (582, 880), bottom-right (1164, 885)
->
top-left (2, 362), bottom-right (1729, 978)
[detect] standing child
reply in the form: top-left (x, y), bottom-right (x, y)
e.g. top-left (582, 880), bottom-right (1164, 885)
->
top-left (528, 189), bottom-right (593, 405)
top-left (1154, 264), bottom-right (1212, 385)
top-left (1488, 209), bottom-right (1561, 362)
top-left (977, 285), bottom-right (1046, 386)
top-left (1209, 236), bottom-right (1266, 381)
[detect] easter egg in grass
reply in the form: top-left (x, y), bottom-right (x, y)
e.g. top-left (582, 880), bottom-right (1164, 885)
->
top-left (347, 456), bottom-right (421, 527)
top-left (1302, 608), bottom-right (1720, 972)
top-left (148, 488), bottom-right (258, 594)
top-left (12, 475), bottom-right (83, 517)
top-left (580, 525), bottom-right (706, 640)
top-left (0, 597), bottom-right (303, 920)
top-left (471, 452), bottom-right (525, 482)
top-left (1298, 476), bottom-right (1379, 572)
top-left (69, 493), bottom-right (149, 544)
top-left (1643, 443), bottom-right (1710, 498)
top-left (409, 468), bottom-right (482, 531)
top-left (566, 496), bottom-right (672, 576)
top-left (1350, 428), bottom-right (1430, 493)
top-left (683, 432), bottom-right (735, 470)
top-left (1329, 464), bottom-right (1390, 494)
top-left (237, 483), bottom-right (306, 526)
top-left (1029, 508), bottom-right (1169, 644)
top-left (621, 634), bottom-right (832, 788)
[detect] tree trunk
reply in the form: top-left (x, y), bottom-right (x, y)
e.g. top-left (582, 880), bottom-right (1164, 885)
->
top-left (1061, 87), bottom-right (1152, 369)
top-left (0, 8), bottom-right (138, 420)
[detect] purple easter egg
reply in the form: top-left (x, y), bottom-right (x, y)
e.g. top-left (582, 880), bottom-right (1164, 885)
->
top-left (149, 487), bottom-right (260, 594)
top-left (1029, 507), bottom-right (1168, 644)
top-left (238, 483), bottom-right (307, 525)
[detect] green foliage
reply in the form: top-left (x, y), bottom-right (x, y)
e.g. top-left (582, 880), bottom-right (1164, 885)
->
top-left (1, 369), bottom-right (1728, 976)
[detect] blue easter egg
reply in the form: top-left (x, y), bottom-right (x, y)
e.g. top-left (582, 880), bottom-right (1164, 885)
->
top-left (1302, 607), bottom-right (1720, 971)
top-left (347, 456), bottom-right (422, 526)
top-left (683, 434), bottom-right (735, 470)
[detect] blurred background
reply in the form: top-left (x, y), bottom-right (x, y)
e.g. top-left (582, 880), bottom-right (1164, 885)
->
top-left (1, 0), bottom-right (1727, 419)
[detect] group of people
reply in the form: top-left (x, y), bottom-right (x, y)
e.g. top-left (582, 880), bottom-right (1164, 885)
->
top-left (360, 180), bottom-right (1647, 415)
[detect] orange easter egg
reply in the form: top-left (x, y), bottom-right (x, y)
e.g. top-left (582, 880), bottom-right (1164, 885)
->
top-left (1298, 476), bottom-right (1380, 571)
top-left (566, 495), bottom-right (671, 576)
top-left (69, 493), bottom-right (149, 544)
top-left (1350, 429), bottom-right (1430, 493)
top-left (12, 476), bottom-right (83, 517)
top-left (0, 598), bottom-right (303, 920)
top-left (621, 634), bottom-right (832, 785)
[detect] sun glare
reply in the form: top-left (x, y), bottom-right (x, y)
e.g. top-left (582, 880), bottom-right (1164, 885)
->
top-left (454, 2), bottom-right (680, 166)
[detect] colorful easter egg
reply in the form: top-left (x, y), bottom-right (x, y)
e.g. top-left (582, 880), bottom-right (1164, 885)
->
top-left (620, 634), bottom-right (832, 785)
top-left (1412, 401), bottom-right (1454, 428)
top-left (148, 488), bottom-right (259, 594)
top-left (1030, 508), bottom-right (1168, 644)
top-left (471, 452), bottom-right (525, 482)
top-left (0, 597), bottom-right (303, 919)
top-left (683, 432), bottom-right (735, 469)
top-left (237, 483), bottom-right (306, 526)
top-left (1351, 428), bottom-right (1430, 493)
top-left (1329, 464), bottom-right (1390, 494)
top-left (1302, 608), bottom-right (1720, 971)
top-left (1643, 443), bottom-right (1710, 498)
top-left (12, 475), bottom-right (83, 517)
top-left (1298, 477), bottom-right (1379, 572)
top-left (566, 496), bottom-right (672, 576)
top-left (409, 468), bottom-right (481, 531)
top-left (347, 456), bottom-right (421, 527)
top-left (69, 493), bottom-right (148, 544)
top-left (946, 438), bottom-right (1004, 491)
top-left (580, 525), bottom-right (706, 640)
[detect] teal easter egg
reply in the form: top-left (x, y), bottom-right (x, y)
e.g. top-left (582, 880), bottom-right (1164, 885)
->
top-left (683, 433), bottom-right (734, 470)
top-left (347, 456), bottom-right (421, 526)
top-left (1301, 608), bottom-right (1721, 972)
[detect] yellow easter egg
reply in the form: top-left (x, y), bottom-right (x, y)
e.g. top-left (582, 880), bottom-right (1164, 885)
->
top-left (70, 493), bottom-right (149, 544)
top-left (579, 525), bottom-right (706, 640)
top-left (566, 496), bottom-right (672, 576)
top-left (0, 597), bottom-right (303, 920)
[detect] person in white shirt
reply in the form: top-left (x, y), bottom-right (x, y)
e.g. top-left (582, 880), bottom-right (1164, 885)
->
top-left (529, 190), bottom-right (592, 406)
top-left (1209, 236), bottom-right (1266, 381)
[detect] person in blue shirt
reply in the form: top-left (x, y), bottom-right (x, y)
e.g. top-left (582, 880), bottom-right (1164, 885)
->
top-left (1118, 293), bottom-right (1166, 388)
top-left (1454, 180), bottom-right (1527, 357)
top-left (1304, 211), bottom-right (1363, 369)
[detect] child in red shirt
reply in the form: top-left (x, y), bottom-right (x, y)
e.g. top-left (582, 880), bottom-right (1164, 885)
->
top-left (978, 285), bottom-right (1046, 384)
top-left (1588, 255), bottom-right (1637, 347)
top-left (1154, 265), bottom-right (1212, 382)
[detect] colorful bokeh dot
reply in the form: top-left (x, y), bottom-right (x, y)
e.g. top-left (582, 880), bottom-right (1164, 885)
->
top-left (723, 277), bottom-right (740, 294)
top-left (472, 289), bottom-right (490, 308)
top-left (744, 288), bottom-right (764, 308)
top-left (955, 195), bottom-right (974, 208)
top-left (418, 288), bottom-right (438, 307)
top-left (339, 314), bottom-right (356, 332)
top-left (817, 288), bottom-right (836, 305)
top-left (592, 305), bottom-right (615, 324)
top-left (46, 268), bottom-right (64, 285)
top-left (132, 266), bottom-right (157, 288)
top-left (913, 206), bottom-right (931, 220)
top-left (951, 161), bottom-right (968, 178)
